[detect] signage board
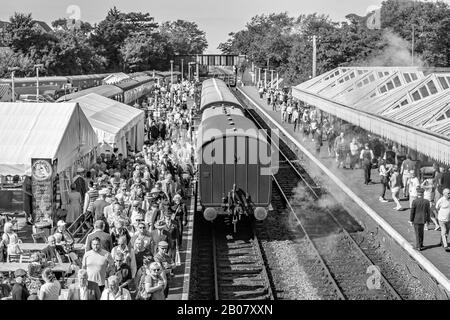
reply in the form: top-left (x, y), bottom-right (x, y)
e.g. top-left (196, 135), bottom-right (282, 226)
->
top-left (31, 158), bottom-right (54, 222)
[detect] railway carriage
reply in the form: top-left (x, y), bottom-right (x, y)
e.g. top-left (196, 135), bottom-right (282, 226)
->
top-left (197, 78), bottom-right (272, 231)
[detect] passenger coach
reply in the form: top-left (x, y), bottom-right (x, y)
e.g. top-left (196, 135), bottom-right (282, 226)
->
top-left (197, 78), bottom-right (272, 232)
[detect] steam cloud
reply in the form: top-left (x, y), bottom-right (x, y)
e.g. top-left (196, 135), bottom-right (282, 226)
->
top-left (362, 30), bottom-right (425, 67)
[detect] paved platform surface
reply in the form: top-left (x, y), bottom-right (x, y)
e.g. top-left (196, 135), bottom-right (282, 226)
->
top-left (239, 85), bottom-right (450, 279)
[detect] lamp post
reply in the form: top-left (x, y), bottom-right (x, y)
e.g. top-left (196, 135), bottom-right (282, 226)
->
top-left (170, 60), bottom-right (174, 85)
top-left (181, 59), bottom-right (184, 82)
top-left (8, 67), bottom-right (20, 102)
top-left (34, 64), bottom-right (44, 102)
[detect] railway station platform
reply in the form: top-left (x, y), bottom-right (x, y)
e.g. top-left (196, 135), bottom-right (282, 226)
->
top-left (237, 85), bottom-right (450, 294)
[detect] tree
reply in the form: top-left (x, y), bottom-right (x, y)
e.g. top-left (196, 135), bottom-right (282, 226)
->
top-left (159, 20), bottom-right (208, 54)
top-left (0, 47), bottom-right (34, 78)
top-left (51, 18), bottom-right (93, 34)
top-left (90, 7), bottom-right (159, 72)
top-left (120, 31), bottom-right (172, 72)
top-left (4, 13), bottom-right (41, 54)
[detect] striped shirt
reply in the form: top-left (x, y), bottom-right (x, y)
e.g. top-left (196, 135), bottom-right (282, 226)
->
top-left (87, 189), bottom-right (99, 212)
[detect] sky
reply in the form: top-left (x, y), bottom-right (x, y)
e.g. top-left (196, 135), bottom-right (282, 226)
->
top-left (1, 0), bottom-right (447, 53)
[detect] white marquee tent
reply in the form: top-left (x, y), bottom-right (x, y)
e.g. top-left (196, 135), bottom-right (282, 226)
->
top-left (72, 93), bottom-right (145, 156)
top-left (0, 102), bottom-right (98, 176)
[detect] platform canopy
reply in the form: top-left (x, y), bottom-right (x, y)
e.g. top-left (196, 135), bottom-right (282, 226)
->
top-left (102, 72), bottom-right (130, 85)
top-left (72, 93), bottom-right (145, 156)
top-left (0, 102), bottom-right (98, 176)
top-left (293, 67), bottom-right (450, 165)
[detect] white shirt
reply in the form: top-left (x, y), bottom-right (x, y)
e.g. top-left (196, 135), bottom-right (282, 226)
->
top-left (100, 287), bottom-right (131, 300)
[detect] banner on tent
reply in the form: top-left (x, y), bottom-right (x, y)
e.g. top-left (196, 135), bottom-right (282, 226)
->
top-left (31, 158), bottom-right (54, 222)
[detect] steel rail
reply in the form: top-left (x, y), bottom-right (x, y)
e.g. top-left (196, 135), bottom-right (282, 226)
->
top-left (237, 90), bottom-right (402, 300)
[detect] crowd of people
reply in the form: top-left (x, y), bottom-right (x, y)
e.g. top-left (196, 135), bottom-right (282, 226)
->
top-left (258, 84), bottom-right (450, 253)
top-left (0, 79), bottom-right (198, 300)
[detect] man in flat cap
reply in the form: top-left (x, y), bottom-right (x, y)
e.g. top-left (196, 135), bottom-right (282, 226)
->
top-left (409, 187), bottom-right (430, 251)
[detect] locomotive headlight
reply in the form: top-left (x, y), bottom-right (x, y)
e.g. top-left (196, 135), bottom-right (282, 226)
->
top-left (254, 207), bottom-right (268, 221)
top-left (203, 207), bottom-right (218, 221)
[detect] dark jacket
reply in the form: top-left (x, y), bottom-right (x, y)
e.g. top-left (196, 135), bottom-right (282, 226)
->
top-left (42, 245), bottom-right (66, 262)
top-left (410, 197), bottom-right (431, 224)
top-left (85, 230), bottom-right (113, 253)
top-left (67, 280), bottom-right (101, 300)
top-left (11, 283), bottom-right (29, 300)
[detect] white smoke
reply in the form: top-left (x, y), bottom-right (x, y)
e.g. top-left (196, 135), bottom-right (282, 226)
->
top-left (363, 29), bottom-right (425, 67)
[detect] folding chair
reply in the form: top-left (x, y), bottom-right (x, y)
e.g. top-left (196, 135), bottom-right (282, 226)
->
top-left (7, 254), bottom-right (21, 263)
top-left (19, 252), bottom-right (32, 263)
top-left (31, 231), bottom-right (48, 244)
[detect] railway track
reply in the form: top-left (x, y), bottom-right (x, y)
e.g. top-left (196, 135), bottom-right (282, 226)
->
top-left (195, 217), bottom-right (274, 300)
top-left (234, 90), bottom-right (403, 300)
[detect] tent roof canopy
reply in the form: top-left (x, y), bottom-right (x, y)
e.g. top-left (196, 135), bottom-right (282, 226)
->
top-left (72, 93), bottom-right (145, 145)
top-left (0, 102), bottom-right (98, 175)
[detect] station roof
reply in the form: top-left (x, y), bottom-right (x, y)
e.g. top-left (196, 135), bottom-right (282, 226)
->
top-left (56, 85), bottom-right (123, 102)
top-left (293, 67), bottom-right (450, 165)
top-left (0, 102), bottom-right (98, 175)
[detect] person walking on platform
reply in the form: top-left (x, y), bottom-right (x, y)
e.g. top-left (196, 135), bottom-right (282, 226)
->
top-left (409, 187), bottom-right (430, 251)
top-left (360, 143), bottom-right (374, 185)
top-left (314, 128), bottom-right (323, 158)
top-left (390, 167), bottom-right (403, 211)
top-left (326, 127), bottom-right (336, 158)
top-left (258, 86), bottom-right (264, 99)
top-left (400, 154), bottom-right (416, 200)
top-left (421, 177), bottom-right (440, 231)
top-left (408, 172), bottom-right (420, 209)
top-left (292, 107), bottom-right (299, 132)
top-left (280, 102), bottom-right (287, 123)
top-left (378, 159), bottom-right (391, 202)
top-left (436, 188), bottom-right (450, 251)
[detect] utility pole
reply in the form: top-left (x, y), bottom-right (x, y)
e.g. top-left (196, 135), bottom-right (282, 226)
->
top-left (276, 72), bottom-right (279, 89)
top-left (170, 60), bottom-right (174, 85)
top-left (312, 35), bottom-right (317, 78)
top-left (8, 67), bottom-right (19, 102)
top-left (196, 60), bottom-right (200, 82)
top-left (411, 25), bottom-right (415, 66)
top-left (34, 64), bottom-right (44, 102)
